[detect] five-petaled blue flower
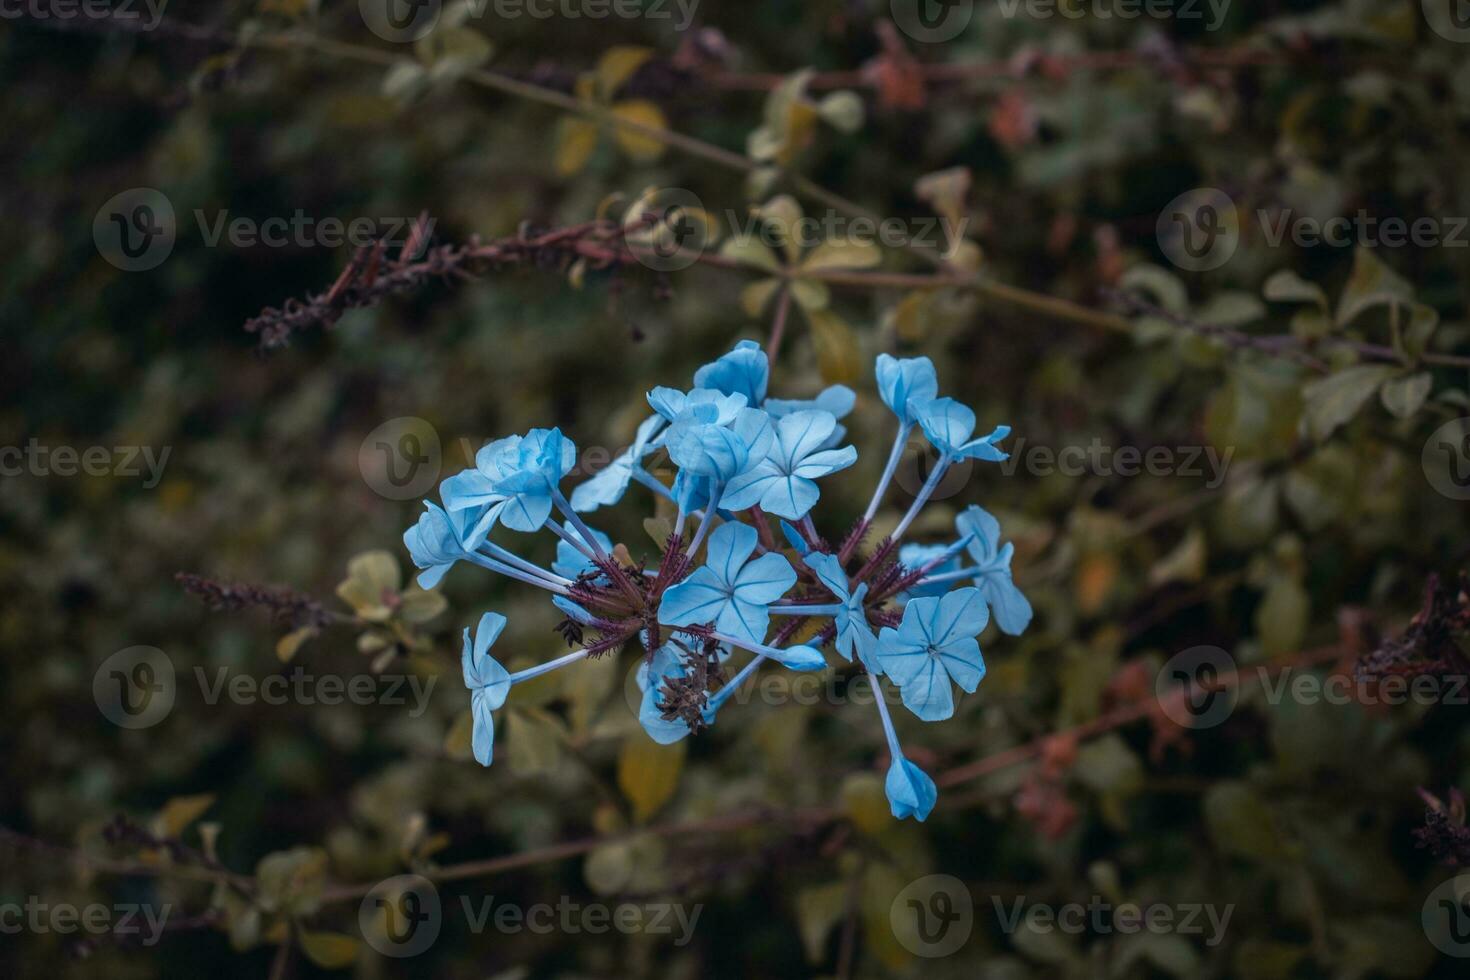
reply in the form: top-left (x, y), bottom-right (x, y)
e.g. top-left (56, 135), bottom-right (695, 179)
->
top-left (956, 506), bottom-right (1033, 636)
top-left (876, 587), bottom-right (989, 721)
top-left (405, 501), bottom-right (472, 588)
top-left (875, 354), bottom-right (939, 426)
top-left (721, 410), bottom-right (857, 519)
top-left (462, 612), bottom-right (511, 766)
top-left (912, 398), bottom-right (1010, 462)
top-left (659, 521), bottom-right (796, 647)
top-left (803, 551), bottom-right (879, 672)
top-left (570, 414), bottom-right (665, 513)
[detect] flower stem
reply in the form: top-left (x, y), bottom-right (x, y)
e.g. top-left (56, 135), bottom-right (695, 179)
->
top-left (860, 424), bottom-right (912, 528)
top-left (889, 452), bottom-right (953, 545)
top-left (509, 648), bottom-right (590, 684)
top-left (872, 675), bottom-right (903, 762)
top-left (465, 553), bottom-right (570, 596)
top-left (551, 487), bottom-right (610, 562)
top-left (687, 482), bottom-right (724, 556)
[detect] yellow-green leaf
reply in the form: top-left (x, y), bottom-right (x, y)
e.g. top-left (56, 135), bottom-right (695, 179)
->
top-left (300, 931), bottom-right (360, 969)
top-left (155, 794), bottom-right (216, 839)
top-left (595, 46), bottom-right (654, 100)
top-left (398, 587), bottom-right (447, 624)
top-left (617, 734), bottom-right (685, 821)
top-left (802, 237), bottom-right (881, 272)
top-left (741, 278), bottom-right (783, 317)
top-left (554, 117), bottom-right (600, 177)
top-left (719, 237), bottom-right (783, 273)
top-left (276, 626), bottom-right (318, 663)
top-left (807, 308), bottom-right (860, 384)
top-left (609, 100), bottom-right (667, 162)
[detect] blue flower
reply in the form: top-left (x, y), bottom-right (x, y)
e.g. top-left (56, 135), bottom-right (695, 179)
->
top-left (658, 521), bottom-right (796, 647)
top-left (886, 755), bottom-right (937, 821)
top-left (552, 522), bottom-right (613, 580)
top-left (405, 502), bottom-right (472, 589)
top-left (694, 340), bottom-right (769, 406)
top-left (765, 384), bottom-right (856, 448)
top-left (896, 543), bottom-right (957, 601)
top-left (462, 612), bottom-right (511, 766)
top-left (875, 354), bottom-right (939, 426)
top-left (911, 398), bottom-right (1010, 461)
top-left (570, 414), bottom-right (665, 513)
top-left (876, 587), bottom-right (988, 721)
top-left (802, 551), bottom-right (879, 672)
top-left (484, 428), bottom-right (578, 532)
top-left (647, 386), bottom-right (746, 424)
top-left (665, 404), bottom-right (773, 482)
top-left (720, 410), bottom-right (857, 519)
top-left (638, 643), bottom-right (698, 744)
top-left (440, 436), bottom-right (521, 550)
top-left (955, 506), bottom-right (1033, 636)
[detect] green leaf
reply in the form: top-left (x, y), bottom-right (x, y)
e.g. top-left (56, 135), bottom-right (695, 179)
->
top-left (1204, 781), bottom-right (1289, 862)
top-left (1263, 269), bottom-right (1328, 310)
top-left (608, 100), bottom-right (668, 162)
top-left (1119, 264), bottom-right (1189, 313)
top-left (807, 308), bottom-right (860, 384)
top-left (300, 932), bottom-right (360, 970)
top-left (801, 238), bottom-right (881, 272)
top-left (617, 734), bottom-right (685, 821)
top-left (154, 794), bottom-right (216, 839)
top-left (719, 237), bottom-right (783, 273)
top-left (255, 847), bottom-right (328, 917)
top-left (1256, 574), bottom-right (1309, 656)
top-left (796, 881), bottom-right (849, 963)
top-left (1379, 371), bottom-right (1432, 418)
top-left (1301, 364), bottom-right (1397, 440)
top-left (505, 709), bottom-right (565, 775)
top-left (1336, 247), bottom-right (1414, 327)
top-left (381, 61), bottom-right (430, 103)
top-left (416, 26), bottom-right (493, 82)
top-left (816, 90), bottom-right (864, 133)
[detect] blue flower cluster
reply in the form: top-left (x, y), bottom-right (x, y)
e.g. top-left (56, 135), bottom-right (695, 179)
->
top-left (405, 341), bottom-right (1029, 821)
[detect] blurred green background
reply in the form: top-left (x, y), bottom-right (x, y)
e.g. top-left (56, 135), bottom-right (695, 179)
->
top-left (4, 0), bottom-right (1470, 977)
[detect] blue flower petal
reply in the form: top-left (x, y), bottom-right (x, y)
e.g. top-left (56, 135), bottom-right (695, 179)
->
top-left (885, 756), bottom-right (937, 821)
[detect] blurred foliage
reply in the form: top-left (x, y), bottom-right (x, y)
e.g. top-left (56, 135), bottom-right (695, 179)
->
top-left (4, 0), bottom-right (1470, 977)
